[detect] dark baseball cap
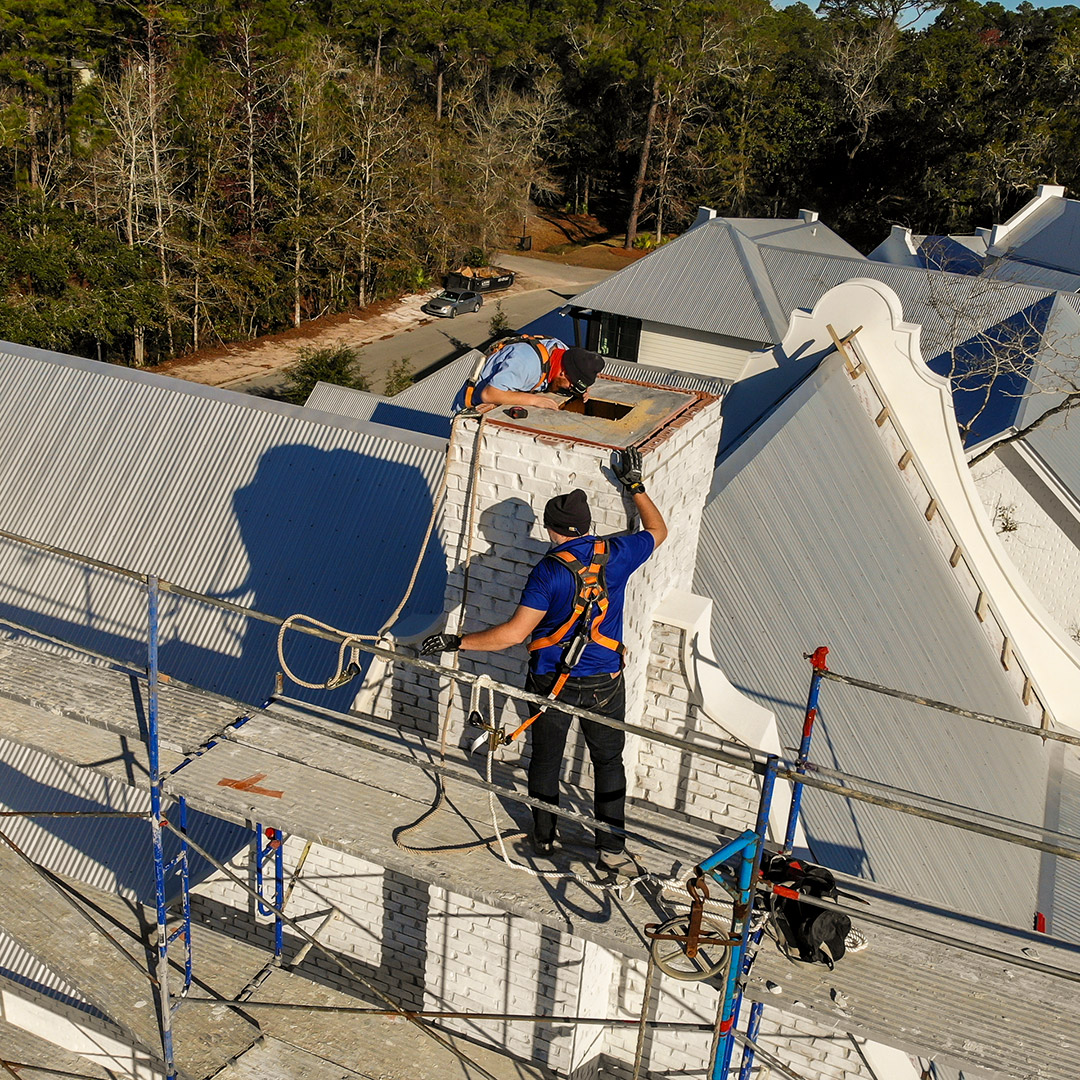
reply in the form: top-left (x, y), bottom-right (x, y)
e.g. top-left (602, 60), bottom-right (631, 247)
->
top-left (561, 348), bottom-right (605, 396)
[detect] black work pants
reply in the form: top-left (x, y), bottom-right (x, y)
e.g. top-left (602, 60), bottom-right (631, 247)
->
top-left (525, 670), bottom-right (626, 854)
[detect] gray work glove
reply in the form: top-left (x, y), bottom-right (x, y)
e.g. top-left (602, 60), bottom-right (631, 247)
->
top-left (614, 447), bottom-right (646, 495)
top-left (420, 633), bottom-right (461, 655)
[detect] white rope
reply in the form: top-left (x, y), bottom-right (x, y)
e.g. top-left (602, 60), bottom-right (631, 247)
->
top-left (275, 413), bottom-right (471, 692)
top-left (274, 411), bottom-right (691, 899)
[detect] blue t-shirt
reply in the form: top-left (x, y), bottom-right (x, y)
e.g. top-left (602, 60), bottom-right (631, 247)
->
top-left (520, 531), bottom-right (655, 675)
top-left (452, 337), bottom-right (566, 413)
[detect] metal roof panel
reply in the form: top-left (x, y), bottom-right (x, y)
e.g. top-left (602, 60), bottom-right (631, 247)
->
top-left (571, 222), bottom-right (774, 341)
top-left (694, 358), bottom-right (1047, 924)
top-left (0, 342), bottom-right (449, 707)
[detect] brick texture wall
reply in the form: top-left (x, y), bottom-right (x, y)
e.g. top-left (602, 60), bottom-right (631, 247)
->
top-left (636, 621), bottom-right (761, 831)
top-left (366, 381), bottom-right (724, 800)
top-left (187, 829), bottom-right (877, 1080)
top-left (188, 836), bottom-right (586, 1072)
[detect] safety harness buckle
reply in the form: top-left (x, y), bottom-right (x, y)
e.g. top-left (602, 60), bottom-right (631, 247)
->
top-left (467, 709), bottom-right (506, 754)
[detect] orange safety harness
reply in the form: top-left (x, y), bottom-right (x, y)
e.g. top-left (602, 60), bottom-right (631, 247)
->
top-left (504, 539), bottom-right (625, 744)
top-left (463, 336), bottom-right (555, 410)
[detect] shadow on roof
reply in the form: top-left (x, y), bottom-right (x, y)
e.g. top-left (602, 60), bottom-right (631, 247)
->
top-left (0, 443), bottom-right (447, 710)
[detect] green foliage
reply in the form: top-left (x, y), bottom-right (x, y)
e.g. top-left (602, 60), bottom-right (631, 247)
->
top-left (0, 203), bottom-right (161, 361)
top-left (488, 301), bottom-right (511, 337)
top-left (0, 0), bottom-right (1074, 363)
top-left (281, 344), bottom-right (370, 404)
top-left (383, 356), bottom-right (414, 395)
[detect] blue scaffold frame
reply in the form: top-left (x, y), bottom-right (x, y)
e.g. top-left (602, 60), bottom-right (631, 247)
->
top-left (707, 646), bottom-right (829, 1080)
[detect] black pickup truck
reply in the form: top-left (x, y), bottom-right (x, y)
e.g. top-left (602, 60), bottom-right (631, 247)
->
top-left (444, 266), bottom-right (516, 292)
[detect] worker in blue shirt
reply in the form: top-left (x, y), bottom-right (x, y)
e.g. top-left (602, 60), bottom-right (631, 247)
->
top-left (421, 449), bottom-right (667, 877)
top-left (453, 338), bottom-right (605, 413)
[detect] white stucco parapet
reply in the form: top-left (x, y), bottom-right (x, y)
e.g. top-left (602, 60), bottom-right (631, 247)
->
top-left (652, 589), bottom-right (807, 848)
top-left (779, 277), bottom-right (1080, 732)
top-left (988, 184), bottom-right (1066, 253)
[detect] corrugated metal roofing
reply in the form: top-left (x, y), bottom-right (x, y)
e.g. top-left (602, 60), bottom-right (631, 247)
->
top-left (0, 341), bottom-right (449, 707)
top-left (1022, 412), bottom-right (1080, 501)
top-left (396, 354), bottom-right (477, 414)
top-left (605, 359), bottom-right (731, 395)
top-left (988, 258), bottom-right (1080, 293)
top-left (574, 225), bottom-right (1071, 409)
top-left (1005, 198), bottom-right (1080, 274)
top-left (1052, 748), bottom-right (1080, 939)
top-left (571, 222), bottom-right (775, 342)
top-left (306, 354), bottom-right (476, 433)
top-left (305, 366), bottom-right (458, 439)
top-left (760, 248), bottom-right (1057, 365)
top-left (715, 216), bottom-right (864, 257)
top-left (694, 355), bottom-right (1047, 925)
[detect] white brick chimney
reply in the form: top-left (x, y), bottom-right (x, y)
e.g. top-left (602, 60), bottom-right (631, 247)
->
top-left (417, 374), bottom-right (724, 764)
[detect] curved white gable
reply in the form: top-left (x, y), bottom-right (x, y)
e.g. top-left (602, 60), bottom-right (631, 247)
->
top-left (783, 277), bottom-right (1080, 732)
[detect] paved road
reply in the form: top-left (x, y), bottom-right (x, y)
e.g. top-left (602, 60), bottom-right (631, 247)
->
top-left (229, 257), bottom-right (614, 397)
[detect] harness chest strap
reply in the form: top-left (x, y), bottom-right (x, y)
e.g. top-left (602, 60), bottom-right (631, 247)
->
top-left (464, 337), bottom-right (553, 409)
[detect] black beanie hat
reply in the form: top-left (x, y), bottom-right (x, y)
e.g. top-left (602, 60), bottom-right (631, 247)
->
top-left (561, 348), bottom-right (605, 395)
top-left (544, 488), bottom-right (591, 536)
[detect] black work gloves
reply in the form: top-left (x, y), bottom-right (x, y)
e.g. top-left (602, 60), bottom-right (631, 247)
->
top-left (420, 633), bottom-right (462, 655)
top-left (614, 447), bottom-right (646, 495)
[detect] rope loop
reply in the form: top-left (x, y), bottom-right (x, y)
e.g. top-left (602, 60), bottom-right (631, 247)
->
top-left (275, 413), bottom-right (476, 693)
top-left (276, 613), bottom-right (375, 691)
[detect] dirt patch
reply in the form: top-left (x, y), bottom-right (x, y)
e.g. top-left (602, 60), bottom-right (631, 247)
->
top-left (504, 209), bottom-right (651, 271)
top-left (148, 295), bottom-right (406, 377)
top-left (514, 243), bottom-right (647, 271)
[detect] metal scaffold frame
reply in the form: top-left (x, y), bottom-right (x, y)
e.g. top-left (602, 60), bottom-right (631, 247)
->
top-left (0, 525), bottom-right (1079, 1080)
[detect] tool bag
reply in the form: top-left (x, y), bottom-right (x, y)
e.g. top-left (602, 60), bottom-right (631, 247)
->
top-left (762, 854), bottom-right (850, 969)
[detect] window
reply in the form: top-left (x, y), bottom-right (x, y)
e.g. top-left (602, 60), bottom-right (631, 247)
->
top-left (586, 313), bottom-right (641, 362)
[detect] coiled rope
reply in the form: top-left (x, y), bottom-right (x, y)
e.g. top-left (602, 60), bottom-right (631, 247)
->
top-left (276, 413), bottom-right (474, 691)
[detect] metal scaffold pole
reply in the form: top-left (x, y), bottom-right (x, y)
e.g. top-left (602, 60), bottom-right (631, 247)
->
top-left (737, 647), bottom-right (828, 1080)
top-left (147, 576), bottom-right (176, 1078)
top-left (708, 754), bottom-right (778, 1080)
top-left (256, 824), bottom-right (286, 958)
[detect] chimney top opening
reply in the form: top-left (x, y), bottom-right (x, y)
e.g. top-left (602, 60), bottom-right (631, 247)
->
top-left (489, 375), bottom-right (708, 449)
top-left (561, 398), bottom-right (634, 421)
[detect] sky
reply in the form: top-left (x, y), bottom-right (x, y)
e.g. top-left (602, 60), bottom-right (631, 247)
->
top-left (773, 0), bottom-right (1077, 24)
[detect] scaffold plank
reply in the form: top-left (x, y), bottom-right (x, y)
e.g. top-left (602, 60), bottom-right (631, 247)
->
top-left (0, 640), bottom-right (1076, 1079)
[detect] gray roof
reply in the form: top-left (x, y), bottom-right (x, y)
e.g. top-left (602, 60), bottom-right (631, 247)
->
top-left (306, 354), bottom-right (477, 432)
top-left (694, 354), bottom-right (1048, 925)
top-left (570, 220), bottom-right (788, 343)
top-left (0, 340), bottom-right (448, 707)
top-left (759, 247), bottom-right (1076, 366)
top-left (307, 353), bottom-right (731, 425)
top-left (571, 220), bottom-right (1076, 390)
top-left (703, 215), bottom-right (865, 257)
top-left (987, 257), bottom-right (1080, 293)
top-left (1002, 197), bottom-right (1080, 274)
top-left (1020, 410), bottom-right (1080, 501)
top-left (871, 197), bottom-right (1080, 291)
top-left (1052, 748), bottom-right (1080, 939)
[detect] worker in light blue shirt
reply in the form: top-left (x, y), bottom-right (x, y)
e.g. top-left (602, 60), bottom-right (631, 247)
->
top-left (453, 337), bottom-right (605, 413)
